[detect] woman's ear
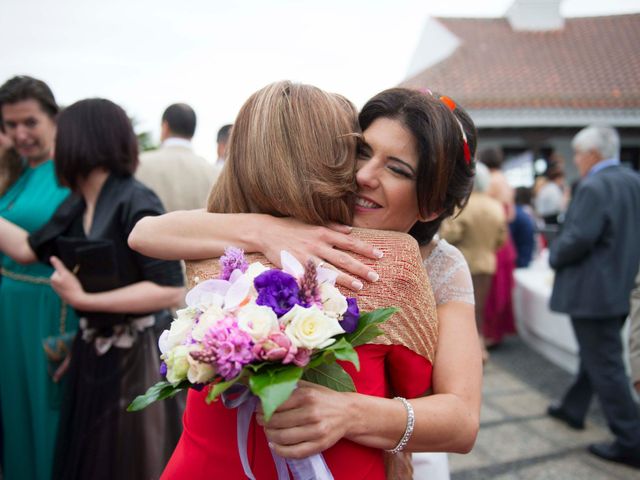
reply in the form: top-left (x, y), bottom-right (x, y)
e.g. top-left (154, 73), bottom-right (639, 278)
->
top-left (417, 210), bottom-right (441, 223)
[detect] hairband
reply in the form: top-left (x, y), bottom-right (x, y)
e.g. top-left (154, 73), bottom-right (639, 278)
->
top-left (419, 89), bottom-right (471, 164)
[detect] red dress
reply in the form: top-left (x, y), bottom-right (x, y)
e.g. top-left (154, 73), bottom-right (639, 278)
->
top-left (161, 344), bottom-right (432, 480)
top-left (483, 233), bottom-right (517, 344)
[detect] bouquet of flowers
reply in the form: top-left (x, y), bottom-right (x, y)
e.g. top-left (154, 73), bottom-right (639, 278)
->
top-left (128, 247), bottom-right (397, 422)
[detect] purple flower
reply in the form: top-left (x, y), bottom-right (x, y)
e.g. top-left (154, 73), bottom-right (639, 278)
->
top-left (254, 270), bottom-right (302, 316)
top-left (341, 298), bottom-right (359, 333)
top-left (219, 247), bottom-right (249, 281)
top-left (159, 361), bottom-right (168, 377)
top-left (298, 260), bottom-right (321, 306)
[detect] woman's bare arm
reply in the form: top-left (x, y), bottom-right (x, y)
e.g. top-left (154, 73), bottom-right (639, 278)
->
top-left (0, 218), bottom-right (37, 264)
top-left (129, 210), bottom-right (382, 291)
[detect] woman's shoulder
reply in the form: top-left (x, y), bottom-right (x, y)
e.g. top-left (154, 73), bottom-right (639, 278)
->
top-left (186, 253), bottom-right (272, 290)
top-left (351, 228), bottom-right (421, 259)
top-left (432, 238), bottom-right (466, 264)
top-left (351, 228), bottom-right (417, 244)
top-left (424, 239), bottom-right (474, 306)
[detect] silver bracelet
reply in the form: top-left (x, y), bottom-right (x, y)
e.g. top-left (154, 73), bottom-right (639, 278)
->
top-left (385, 396), bottom-right (415, 454)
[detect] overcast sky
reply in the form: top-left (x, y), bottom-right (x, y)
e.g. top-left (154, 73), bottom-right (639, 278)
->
top-left (2, 0), bottom-right (638, 159)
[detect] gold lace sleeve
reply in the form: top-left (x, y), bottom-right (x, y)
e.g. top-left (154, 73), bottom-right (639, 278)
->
top-left (186, 228), bottom-right (438, 363)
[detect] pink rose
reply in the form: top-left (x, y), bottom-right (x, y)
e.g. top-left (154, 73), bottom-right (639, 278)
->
top-left (292, 348), bottom-right (311, 367)
top-left (254, 331), bottom-right (299, 364)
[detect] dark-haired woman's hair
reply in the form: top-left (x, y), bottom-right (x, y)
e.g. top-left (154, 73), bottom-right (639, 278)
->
top-left (358, 88), bottom-right (477, 245)
top-left (0, 75), bottom-right (59, 123)
top-left (54, 98), bottom-right (138, 191)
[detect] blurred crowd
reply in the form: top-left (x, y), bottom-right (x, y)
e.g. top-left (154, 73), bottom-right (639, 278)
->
top-left (1, 73), bottom-right (639, 479)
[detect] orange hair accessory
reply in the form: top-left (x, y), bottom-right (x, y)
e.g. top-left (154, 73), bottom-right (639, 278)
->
top-left (417, 89), bottom-right (472, 164)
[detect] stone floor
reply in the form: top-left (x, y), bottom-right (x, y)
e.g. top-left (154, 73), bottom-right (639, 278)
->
top-left (449, 337), bottom-right (640, 480)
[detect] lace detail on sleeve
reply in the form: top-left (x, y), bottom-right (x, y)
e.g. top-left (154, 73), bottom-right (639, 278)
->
top-left (423, 239), bottom-right (475, 306)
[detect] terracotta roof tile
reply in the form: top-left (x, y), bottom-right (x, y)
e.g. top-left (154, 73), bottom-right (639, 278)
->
top-left (401, 14), bottom-right (640, 110)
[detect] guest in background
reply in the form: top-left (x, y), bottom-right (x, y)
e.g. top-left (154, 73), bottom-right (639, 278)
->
top-left (479, 147), bottom-right (516, 347)
top-left (0, 98), bottom-right (185, 479)
top-left (214, 123), bottom-right (232, 168)
top-left (547, 125), bottom-right (640, 470)
top-left (441, 162), bottom-right (506, 362)
top-left (510, 187), bottom-right (537, 268)
top-left (534, 164), bottom-right (566, 225)
top-left (0, 75), bottom-right (78, 480)
top-left (137, 103), bottom-right (217, 212)
top-left (630, 267), bottom-right (640, 395)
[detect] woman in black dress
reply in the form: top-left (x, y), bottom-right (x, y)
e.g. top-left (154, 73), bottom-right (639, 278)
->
top-left (0, 98), bottom-right (185, 479)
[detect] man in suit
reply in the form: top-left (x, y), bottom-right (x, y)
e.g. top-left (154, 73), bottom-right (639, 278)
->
top-left (547, 125), bottom-right (640, 469)
top-left (137, 103), bottom-right (217, 212)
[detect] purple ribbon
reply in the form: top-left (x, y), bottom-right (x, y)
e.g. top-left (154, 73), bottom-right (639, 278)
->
top-left (222, 385), bottom-right (334, 480)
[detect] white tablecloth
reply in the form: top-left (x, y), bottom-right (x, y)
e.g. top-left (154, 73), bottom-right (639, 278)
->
top-left (513, 255), bottom-right (579, 373)
top-left (513, 252), bottom-right (631, 375)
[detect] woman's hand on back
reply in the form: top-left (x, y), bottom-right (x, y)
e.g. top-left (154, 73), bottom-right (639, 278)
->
top-left (254, 216), bottom-right (382, 292)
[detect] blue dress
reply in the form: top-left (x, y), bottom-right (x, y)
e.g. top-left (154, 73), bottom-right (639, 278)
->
top-left (0, 160), bottom-right (79, 480)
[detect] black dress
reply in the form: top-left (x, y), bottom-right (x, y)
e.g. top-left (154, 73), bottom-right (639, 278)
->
top-left (29, 174), bottom-right (184, 480)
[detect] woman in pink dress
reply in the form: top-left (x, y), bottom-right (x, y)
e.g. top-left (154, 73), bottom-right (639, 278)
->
top-left (478, 147), bottom-right (517, 346)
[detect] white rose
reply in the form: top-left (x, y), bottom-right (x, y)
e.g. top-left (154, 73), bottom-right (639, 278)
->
top-left (187, 354), bottom-right (216, 384)
top-left (165, 345), bottom-right (191, 384)
top-left (320, 284), bottom-right (348, 317)
top-left (165, 307), bottom-right (198, 350)
top-left (236, 303), bottom-right (279, 341)
top-left (191, 305), bottom-right (225, 341)
top-left (284, 304), bottom-right (345, 350)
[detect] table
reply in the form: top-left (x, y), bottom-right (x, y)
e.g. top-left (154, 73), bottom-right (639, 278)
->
top-left (513, 252), bottom-right (632, 375)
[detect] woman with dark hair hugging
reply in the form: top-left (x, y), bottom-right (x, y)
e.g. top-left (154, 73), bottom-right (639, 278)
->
top-left (0, 98), bottom-right (185, 480)
top-left (130, 83), bottom-right (482, 479)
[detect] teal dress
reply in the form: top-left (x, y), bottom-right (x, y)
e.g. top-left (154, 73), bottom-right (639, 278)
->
top-left (0, 160), bottom-right (79, 480)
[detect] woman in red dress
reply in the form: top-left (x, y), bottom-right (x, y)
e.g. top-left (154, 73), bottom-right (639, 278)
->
top-left (131, 84), bottom-right (481, 479)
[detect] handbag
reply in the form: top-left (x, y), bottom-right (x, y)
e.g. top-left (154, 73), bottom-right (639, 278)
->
top-left (1, 266), bottom-right (78, 377)
top-left (56, 237), bottom-right (124, 328)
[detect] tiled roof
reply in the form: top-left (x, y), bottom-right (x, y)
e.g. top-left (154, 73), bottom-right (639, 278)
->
top-left (401, 14), bottom-right (640, 110)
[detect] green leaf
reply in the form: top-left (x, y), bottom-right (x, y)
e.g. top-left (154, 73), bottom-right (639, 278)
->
top-left (127, 381), bottom-right (185, 412)
top-left (324, 337), bottom-right (359, 370)
top-left (206, 372), bottom-right (244, 404)
top-left (302, 362), bottom-right (356, 392)
top-left (345, 307), bottom-right (399, 347)
top-left (249, 366), bottom-right (303, 422)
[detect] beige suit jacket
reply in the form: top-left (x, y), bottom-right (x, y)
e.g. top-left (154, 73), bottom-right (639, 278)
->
top-left (441, 192), bottom-right (507, 275)
top-left (630, 267), bottom-right (640, 384)
top-left (137, 145), bottom-right (218, 212)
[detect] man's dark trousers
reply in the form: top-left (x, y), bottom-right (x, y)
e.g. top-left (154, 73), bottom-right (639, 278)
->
top-left (559, 315), bottom-right (640, 452)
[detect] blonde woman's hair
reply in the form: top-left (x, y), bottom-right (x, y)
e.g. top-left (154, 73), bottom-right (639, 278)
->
top-left (207, 81), bottom-right (358, 225)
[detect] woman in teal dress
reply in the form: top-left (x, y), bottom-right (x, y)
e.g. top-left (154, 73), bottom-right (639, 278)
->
top-left (0, 76), bottom-right (78, 480)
